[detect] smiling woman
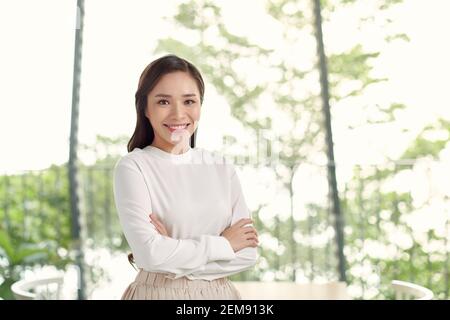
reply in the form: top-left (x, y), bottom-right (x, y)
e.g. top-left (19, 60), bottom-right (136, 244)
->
top-left (128, 55), bottom-right (205, 153)
top-left (145, 71), bottom-right (200, 153)
top-left (113, 54), bottom-right (259, 300)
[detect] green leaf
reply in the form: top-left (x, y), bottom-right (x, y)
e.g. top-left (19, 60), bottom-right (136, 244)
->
top-left (0, 230), bottom-right (14, 262)
top-left (385, 33), bottom-right (411, 43)
top-left (11, 243), bottom-right (50, 265)
top-left (401, 137), bottom-right (448, 160)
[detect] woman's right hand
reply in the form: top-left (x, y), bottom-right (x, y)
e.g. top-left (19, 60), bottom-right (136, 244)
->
top-left (220, 218), bottom-right (259, 252)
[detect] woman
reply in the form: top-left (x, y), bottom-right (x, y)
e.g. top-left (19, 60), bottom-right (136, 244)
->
top-left (113, 54), bottom-right (259, 300)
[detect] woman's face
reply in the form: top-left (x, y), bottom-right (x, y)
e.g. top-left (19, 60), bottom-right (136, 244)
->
top-left (145, 71), bottom-right (201, 153)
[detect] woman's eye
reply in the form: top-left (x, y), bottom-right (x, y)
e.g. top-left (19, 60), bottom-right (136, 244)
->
top-left (157, 99), bottom-right (169, 105)
top-left (185, 99), bottom-right (196, 105)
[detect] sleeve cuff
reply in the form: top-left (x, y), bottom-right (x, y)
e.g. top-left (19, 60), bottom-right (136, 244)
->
top-left (206, 235), bottom-right (236, 262)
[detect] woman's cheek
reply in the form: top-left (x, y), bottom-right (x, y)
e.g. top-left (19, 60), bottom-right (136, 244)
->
top-left (192, 109), bottom-right (201, 127)
top-left (192, 119), bottom-right (200, 133)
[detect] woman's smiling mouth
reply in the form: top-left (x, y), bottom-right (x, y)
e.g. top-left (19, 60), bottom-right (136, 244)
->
top-left (163, 123), bottom-right (190, 132)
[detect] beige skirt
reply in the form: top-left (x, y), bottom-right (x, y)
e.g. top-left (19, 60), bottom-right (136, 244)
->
top-left (121, 270), bottom-right (242, 300)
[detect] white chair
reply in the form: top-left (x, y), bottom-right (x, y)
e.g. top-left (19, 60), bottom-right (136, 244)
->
top-left (391, 280), bottom-right (433, 300)
top-left (11, 275), bottom-right (64, 300)
top-left (232, 281), bottom-right (351, 300)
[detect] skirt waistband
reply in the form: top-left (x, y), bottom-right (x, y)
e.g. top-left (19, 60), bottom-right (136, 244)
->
top-left (134, 270), bottom-right (230, 289)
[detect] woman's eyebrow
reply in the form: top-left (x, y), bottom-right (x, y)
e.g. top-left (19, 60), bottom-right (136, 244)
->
top-left (154, 93), bottom-right (197, 98)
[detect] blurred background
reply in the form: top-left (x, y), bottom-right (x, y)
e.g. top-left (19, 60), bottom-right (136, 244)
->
top-left (0, 0), bottom-right (449, 300)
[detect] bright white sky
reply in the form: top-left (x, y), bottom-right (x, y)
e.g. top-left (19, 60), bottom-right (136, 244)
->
top-left (0, 0), bottom-right (449, 176)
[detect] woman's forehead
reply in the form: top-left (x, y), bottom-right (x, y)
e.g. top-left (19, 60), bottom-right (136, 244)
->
top-left (151, 72), bottom-right (199, 95)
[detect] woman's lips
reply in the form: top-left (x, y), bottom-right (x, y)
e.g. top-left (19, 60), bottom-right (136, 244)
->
top-left (164, 123), bottom-right (190, 133)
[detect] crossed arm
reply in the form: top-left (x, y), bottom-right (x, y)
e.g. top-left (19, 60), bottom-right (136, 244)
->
top-left (147, 213), bottom-right (258, 279)
top-left (113, 158), bottom-right (259, 280)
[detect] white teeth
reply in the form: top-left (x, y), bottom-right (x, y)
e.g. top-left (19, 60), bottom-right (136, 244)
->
top-left (167, 124), bottom-right (188, 129)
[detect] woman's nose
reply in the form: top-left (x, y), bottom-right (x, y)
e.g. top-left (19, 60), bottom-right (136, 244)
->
top-left (171, 101), bottom-right (185, 117)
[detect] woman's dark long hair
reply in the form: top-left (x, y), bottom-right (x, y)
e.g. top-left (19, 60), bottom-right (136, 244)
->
top-left (127, 54), bottom-right (205, 269)
top-left (127, 54), bottom-right (205, 153)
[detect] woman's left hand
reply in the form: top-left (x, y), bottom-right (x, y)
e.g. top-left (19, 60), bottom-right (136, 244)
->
top-left (149, 213), bottom-right (170, 237)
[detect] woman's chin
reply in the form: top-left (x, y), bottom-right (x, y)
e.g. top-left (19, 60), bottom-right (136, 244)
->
top-left (168, 129), bottom-right (191, 143)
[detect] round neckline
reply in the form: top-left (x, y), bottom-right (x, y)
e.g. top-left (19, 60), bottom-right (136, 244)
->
top-left (144, 144), bottom-right (193, 161)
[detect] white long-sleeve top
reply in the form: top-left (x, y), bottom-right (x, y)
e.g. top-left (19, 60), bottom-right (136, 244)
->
top-left (113, 145), bottom-right (258, 281)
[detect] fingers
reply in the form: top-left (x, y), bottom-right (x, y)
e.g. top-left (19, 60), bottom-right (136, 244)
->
top-left (238, 226), bottom-right (258, 244)
top-left (149, 213), bottom-right (161, 227)
top-left (234, 218), bottom-right (253, 228)
top-left (150, 213), bottom-right (161, 223)
top-left (149, 214), bottom-right (256, 243)
top-left (150, 220), bottom-right (163, 234)
top-left (246, 238), bottom-right (259, 247)
top-left (242, 231), bottom-right (258, 240)
top-left (241, 225), bottom-right (259, 247)
top-left (155, 222), bottom-right (167, 235)
top-left (150, 219), bottom-right (162, 233)
top-left (149, 213), bottom-right (168, 236)
top-left (151, 217), bottom-right (164, 230)
top-left (245, 233), bottom-right (259, 242)
top-left (150, 213), bottom-right (164, 228)
top-left (235, 224), bottom-right (259, 245)
top-left (242, 226), bottom-right (258, 235)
